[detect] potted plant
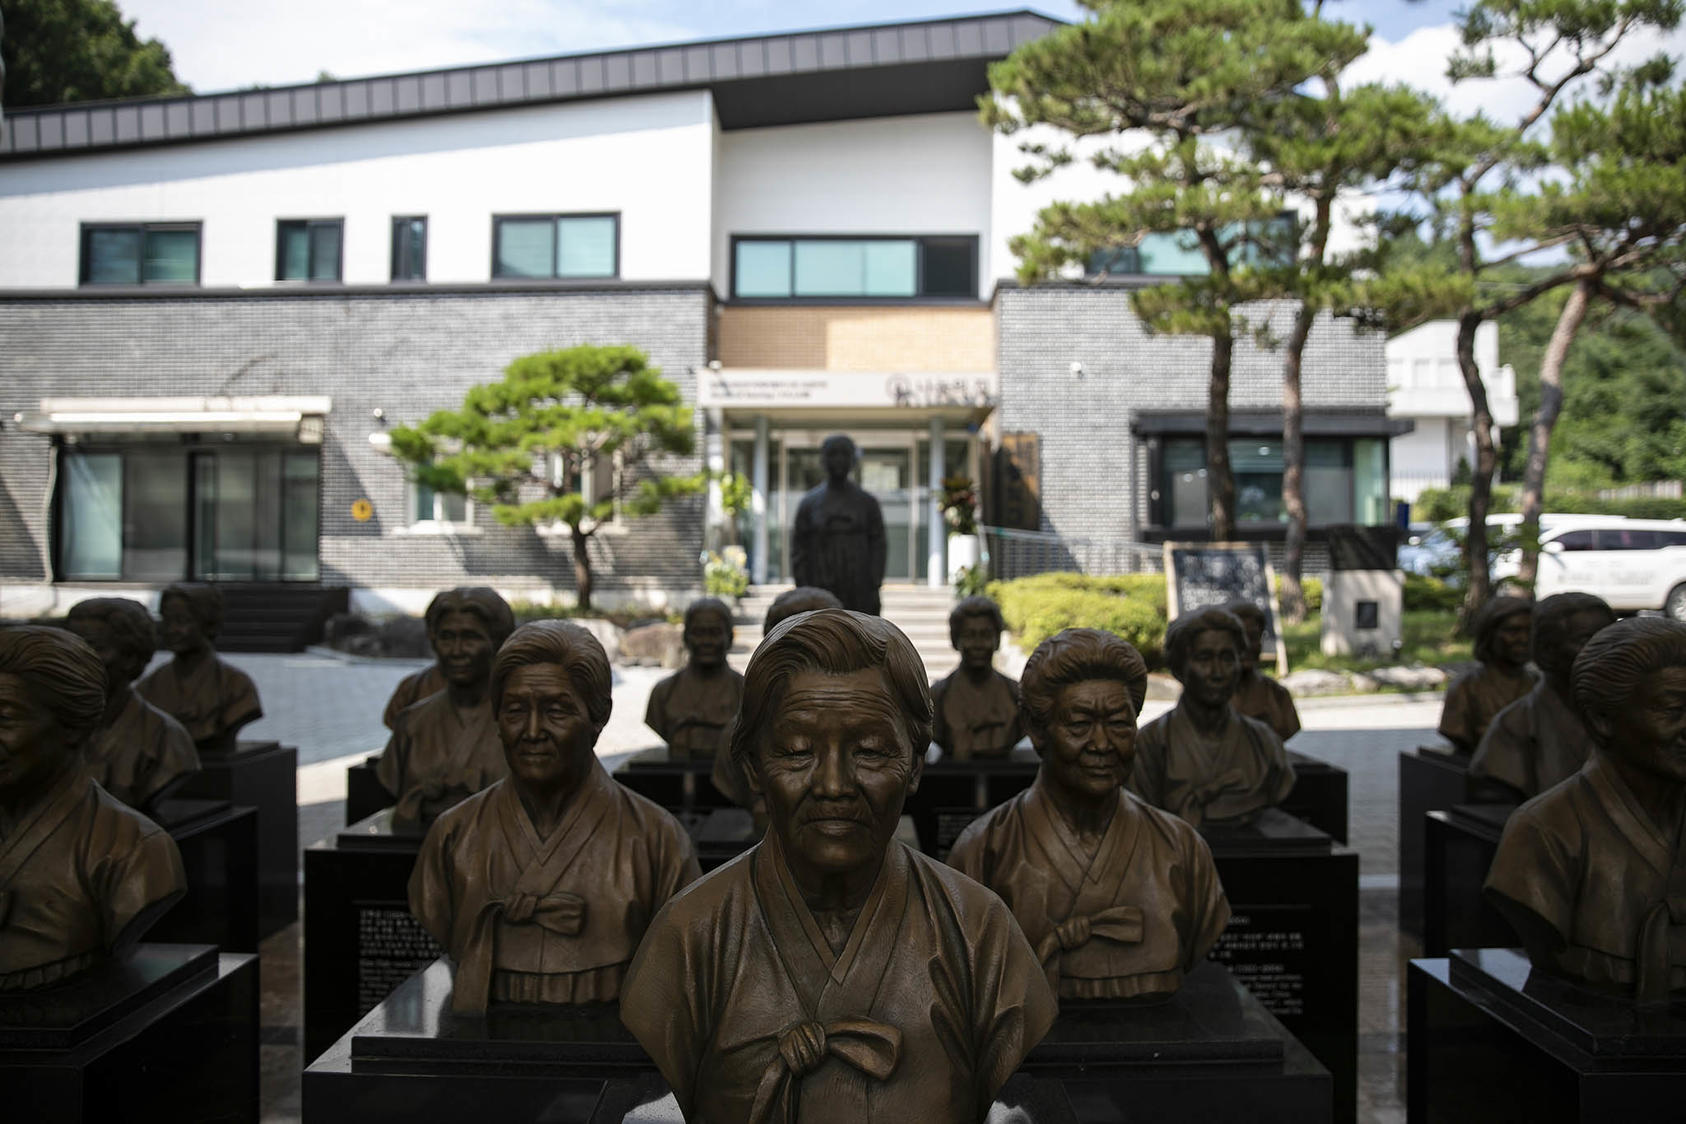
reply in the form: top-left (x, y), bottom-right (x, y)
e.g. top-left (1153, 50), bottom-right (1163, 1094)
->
top-left (941, 475), bottom-right (981, 584)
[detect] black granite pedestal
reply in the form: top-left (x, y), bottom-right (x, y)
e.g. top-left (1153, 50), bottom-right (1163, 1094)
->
top-left (1408, 948), bottom-right (1686, 1122)
top-left (303, 809), bottom-right (439, 1062)
top-left (1024, 961), bottom-right (1331, 1122)
top-left (177, 739), bottom-right (299, 938)
top-left (1283, 749), bottom-right (1350, 844)
top-left (344, 754), bottom-right (392, 827)
top-left (1398, 748), bottom-right (1471, 937)
top-left (0, 944), bottom-right (258, 1123)
top-left (1422, 804), bottom-right (1518, 957)
top-left (611, 746), bottom-right (735, 811)
top-left (906, 744), bottom-right (1041, 856)
top-left (1203, 808), bottom-right (1359, 1124)
top-left (588, 1073), bottom-right (1079, 1124)
top-left (148, 798), bottom-right (261, 953)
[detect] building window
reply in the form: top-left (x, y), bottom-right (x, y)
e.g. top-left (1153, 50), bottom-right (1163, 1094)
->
top-left (492, 214), bottom-right (618, 279)
top-left (1089, 214), bottom-right (1296, 277)
top-left (1158, 436), bottom-right (1389, 528)
top-left (79, 222), bottom-right (201, 286)
top-left (731, 236), bottom-right (978, 299)
top-left (391, 216), bottom-right (427, 281)
top-left (411, 479), bottom-right (470, 528)
top-left (277, 219), bottom-right (344, 282)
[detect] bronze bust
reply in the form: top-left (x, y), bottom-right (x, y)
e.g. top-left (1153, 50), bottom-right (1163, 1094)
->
top-left (1438, 595), bottom-right (1538, 755)
top-left (711, 587), bottom-right (842, 815)
top-left (1470, 592), bottom-right (1616, 800)
top-left (382, 592), bottom-right (449, 729)
top-left (645, 597), bottom-right (745, 758)
top-left (949, 628), bottom-right (1229, 1001)
top-left (377, 586), bottom-right (515, 830)
top-left (411, 621), bottom-right (700, 1014)
top-left (930, 596), bottom-right (1023, 759)
top-left (1485, 617), bottom-right (1686, 1002)
top-left (135, 583), bottom-right (263, 753)
top-left (64, 598), bottom-right (200, 811)
top-left (1131, 607), bottom-right (1295, 827)
top-left (622, 610), bottom-right (1056, 1123)
top-left (0, 628), bottom-right (186, 990)
top-left (1223, 600), bottom-right (1300, 742)
top-left (790, 435), bottom-right (887, 615)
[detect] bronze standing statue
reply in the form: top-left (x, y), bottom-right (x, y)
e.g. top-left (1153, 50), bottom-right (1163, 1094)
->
top-left (382, 591), bottom-right (449, 730)
top-left (1470, 592), bottom-right (1615, 800)
top-left (377, 586), bottom-right (515, 830)
top-left (1438, 595), bottom-right (1537, 755)
top-left (645, 598), bottom-right (745, 758)
top-left (65, 598), bottom-right (200, 811)
top-left (929, 596), bottom-right (1023, 759)
top-left (949, 629), bottom-right (1229, 1001)
top-left (1132, 607), bottom-right (1295, 827)
top-left (1224, 600), bottom-right (1300, 742)
top-left (790, 435), bottom-right (887, 615)
top-left (410, 621), bottom-right (700, 1014)
top-left (135, 583), bottom-right (263, 753)
top-left (622, 610), bottom-right (1056, 1123)
top-left (0, 628), bottom-right (186, 990)
top-left (1485, 617), bottom-right (1686, 1002)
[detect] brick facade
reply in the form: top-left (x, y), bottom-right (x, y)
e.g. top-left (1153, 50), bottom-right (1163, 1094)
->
top-left (718, 305), bottom-right (996, 371)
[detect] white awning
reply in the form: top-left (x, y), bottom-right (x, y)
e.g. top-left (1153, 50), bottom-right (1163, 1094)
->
top-left (14, 396), bottom-right (331, 443)
top-left (697, 368), bottom-right (997, 423)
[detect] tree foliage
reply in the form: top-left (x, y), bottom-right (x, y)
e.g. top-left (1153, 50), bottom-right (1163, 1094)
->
top-left (2, 0), bottom-right (189, 108)
top-left (389, 345), bottom-right (703, 610)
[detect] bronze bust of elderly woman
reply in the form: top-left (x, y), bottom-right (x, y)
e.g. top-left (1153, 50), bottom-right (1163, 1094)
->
top-left (377, 586), bottom-right (516, 829)
top-left (410, 621), bottom-right (699, 1014)
top-left (949, 628), bottom-right (1229, 1002)
top-left (0, 627), bottom-right (186, 990)
top-left (1438, 595), bottom-right (1538, 756)
top-left (1485, 617), bottom-right (1686, 1003)
top-left (622, 609), bottom-right (1055, 1124)
top-left (1131, 607), bottom-right (1295, 827)
top-left (929, 595), bottom-right (1023, 760)
top-left (645, 597), bottom-right (745, 759)
top-left (135, 583), bottom-right (263, 753)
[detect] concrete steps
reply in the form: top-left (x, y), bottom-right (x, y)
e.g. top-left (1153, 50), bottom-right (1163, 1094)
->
top-left (728, 583), bottom-right (958, 678)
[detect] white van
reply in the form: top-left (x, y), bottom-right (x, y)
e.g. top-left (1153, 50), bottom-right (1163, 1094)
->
top-left (1493, 518), bottom-right (1686, 618)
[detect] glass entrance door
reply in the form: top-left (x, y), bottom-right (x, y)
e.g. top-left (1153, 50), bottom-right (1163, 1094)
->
top-left (859, 447), bottom-right (912, 581)
top-left (192, 448), bottom-right (320, 581)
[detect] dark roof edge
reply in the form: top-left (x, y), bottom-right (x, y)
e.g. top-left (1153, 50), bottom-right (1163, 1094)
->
top-left (7, 9), bottom-right (1062, 115)
top-left (0, 280), bottom-right (720, 302)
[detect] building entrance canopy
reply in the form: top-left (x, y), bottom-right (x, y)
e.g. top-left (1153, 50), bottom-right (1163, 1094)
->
top-left (16, 396), bottom-right (331, 443)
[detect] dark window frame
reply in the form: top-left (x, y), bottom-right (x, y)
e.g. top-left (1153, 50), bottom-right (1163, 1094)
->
top-left (78, 221), bottom-right (204, 286)
top-left (390, 215), bottom-right (428, 282)
top-left (1087, 211), bottom-right (1299, 278)
top-left (275, 218), bottom-right (346, 283)
top-left (490, 212), bottom-right (621, 280)
top-left (728, 233), bottom-right (981, 302)
top-left (1148, 434), bottom-right (1394, 532)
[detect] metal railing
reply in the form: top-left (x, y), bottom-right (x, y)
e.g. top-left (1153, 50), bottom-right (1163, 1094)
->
top-left (981, 525), bottom-right (1163, 581)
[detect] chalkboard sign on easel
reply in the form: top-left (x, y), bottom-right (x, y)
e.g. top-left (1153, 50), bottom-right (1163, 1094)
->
top-left (1163, 541), bottom-right (1289, 675)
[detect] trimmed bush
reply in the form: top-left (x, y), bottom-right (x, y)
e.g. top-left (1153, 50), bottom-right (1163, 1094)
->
top-left (1402, 573), bottom-right (1462, 612)
top-left (1276, 574), bottom-right (1322, 614)
top-left (989, 573), bottom-right (1169, 667)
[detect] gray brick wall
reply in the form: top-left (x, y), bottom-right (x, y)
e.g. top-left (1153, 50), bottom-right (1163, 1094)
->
top-left (995, 286), bottom-right (1388, 562)
top-left (0, 288), bottom-right (712, 602)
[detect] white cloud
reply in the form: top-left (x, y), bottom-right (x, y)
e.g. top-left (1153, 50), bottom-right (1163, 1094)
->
top-left (121, 0), bottom-right (698, 93)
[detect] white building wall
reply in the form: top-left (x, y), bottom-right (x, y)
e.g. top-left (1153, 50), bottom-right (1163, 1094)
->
top-left (1387, 320), bottom-right (1519, 502)
top-left (0, 90), bottom-right (718, 288)
top-left (714, 112), bottom-right (995, 299)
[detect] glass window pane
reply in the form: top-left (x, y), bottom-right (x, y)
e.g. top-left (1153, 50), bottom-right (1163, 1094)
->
top-left (558, 217), bottom-right (616, 277)
top-left (1164, 439), bottom-right (1208, 527)
top-left (309, 223), bottom-right (341, 281)
top-left (415, 481), bottom-right (436, 522)
top-left (735, 241), bottom-right (792, 297)
top-left (794, 241), bottom-right (866, 296)
top-left (392, 218), bottom-right (425, 280)
top-left (86, 229), bottom-right (142, 284)
top-left (123, 449), bottom-right (189, 580)
top-left (279, 225), bottom-right (310, 279)
top-left (496, 219), bottom-right (555, 278)
top-left (1228, 439), bottom-right (1284, 524)
top-left (61, 451), bottom-right (123, 579)
top-left (283, 453), bottom-right (319, 580)
top-left (920, 238), bottom-right (974, 296)
top-left (1353, 438), bottom-right (1387, 524)
top-left (439, 491), bottom-right (468, 523)
top-left (1137, 230), bottom-right (1208, 275)
top-left (862, 241), bottom-right (916, 296)
top-left (142, 229), bottom-right (198, 283)
top-left (1304, 440), bottom-right (1352, 525)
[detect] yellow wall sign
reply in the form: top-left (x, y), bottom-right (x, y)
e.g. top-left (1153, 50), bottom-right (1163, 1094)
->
top-left (351, 498), bottom-right (374, 522)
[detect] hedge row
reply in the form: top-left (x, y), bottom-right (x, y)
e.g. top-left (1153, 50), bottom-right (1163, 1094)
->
top-left (1414, 485), bottom-right (1686, 524)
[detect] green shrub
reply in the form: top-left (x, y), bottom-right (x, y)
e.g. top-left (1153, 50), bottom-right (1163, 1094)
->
top-left (1403, 573), bottom-right (1462, 612)
top-left (988, 573), bottom-right (1169, 667)
top-left (1276, 574), bottom-right (1322, 613)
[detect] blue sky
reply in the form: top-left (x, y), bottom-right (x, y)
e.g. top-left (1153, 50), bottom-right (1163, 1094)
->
top-left (122, 0), bottom-right (1471, 94)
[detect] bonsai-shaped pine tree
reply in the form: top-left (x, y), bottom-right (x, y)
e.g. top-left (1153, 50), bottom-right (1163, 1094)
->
top-left (389, 344), bottom-right (702, 610)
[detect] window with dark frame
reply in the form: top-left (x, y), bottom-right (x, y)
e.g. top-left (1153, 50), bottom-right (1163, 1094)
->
top-left (730, 235), bottom-right (979, 299)
top-left (491, 214), bottom-right (619, 279)
top-left (79, 222), bottom-right (202, 286)
top-left (390, 216), bottom-right (427, 282)
top-left (276, 219), bottom-right (344, 282)
top-left (1156, 435), bottom-right (1391, 529)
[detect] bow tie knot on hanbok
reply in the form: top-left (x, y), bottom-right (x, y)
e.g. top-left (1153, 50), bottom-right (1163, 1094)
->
top-left (500, 890), bottom-right (586, 935)
top-left (1037, 905), bottom-right (1144, 965)
top-left (750, 1018), bottom-right (902, 1124)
